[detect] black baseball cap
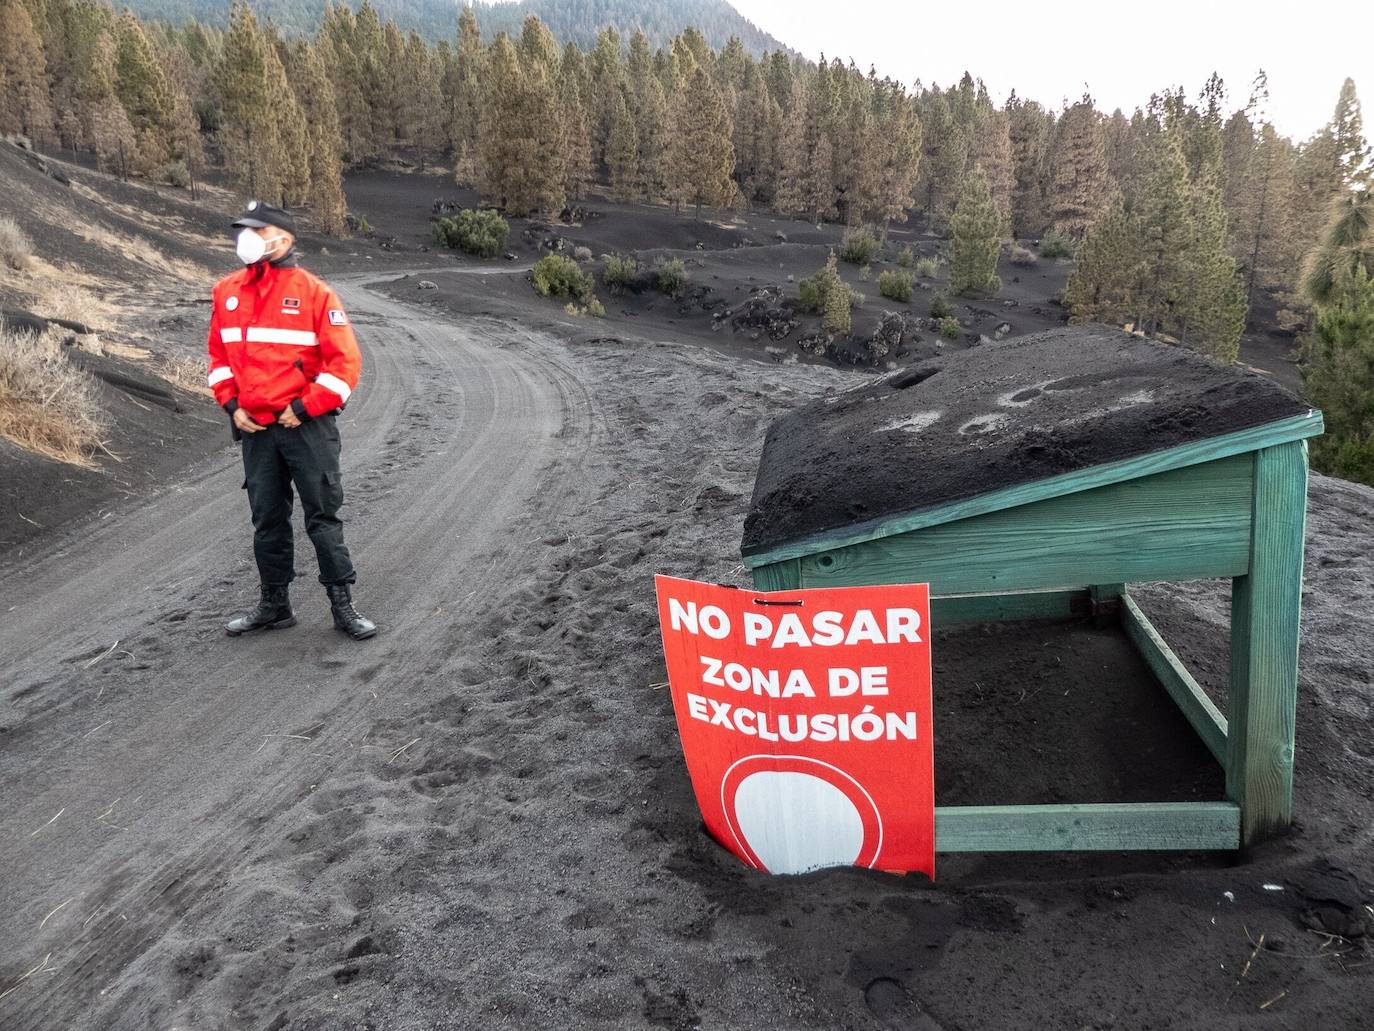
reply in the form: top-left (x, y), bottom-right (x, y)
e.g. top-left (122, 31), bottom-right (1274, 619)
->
top-left (232, 199), bottom-right (297, 235)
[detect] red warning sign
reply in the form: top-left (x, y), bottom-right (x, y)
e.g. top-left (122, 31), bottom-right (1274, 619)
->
top-left (655, 575), bottom-right (935, 879)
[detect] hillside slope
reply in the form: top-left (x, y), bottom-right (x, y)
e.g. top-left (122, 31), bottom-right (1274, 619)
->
top-left (120, 0), bottom-right (788, 51)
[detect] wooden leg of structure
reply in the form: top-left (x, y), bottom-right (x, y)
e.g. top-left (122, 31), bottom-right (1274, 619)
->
top-left (1227, 442), bottom-right (1308, 845)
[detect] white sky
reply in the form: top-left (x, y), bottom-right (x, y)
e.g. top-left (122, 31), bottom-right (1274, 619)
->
top-left (729, 0), bottom-right (1374, 140)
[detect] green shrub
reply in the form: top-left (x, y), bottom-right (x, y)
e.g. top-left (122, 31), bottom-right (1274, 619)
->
top-left (897, 246), bottom-right (915, 268)
top-left (858, 263), bottom-right (871, 282)
top-left (914, 255), bottom-right (941, 279)
top-left (1039, 227), bottom-right (1076, 259)
top-left (930, 293), bottom-right (953, 319)
top-left (433, 208), bottom-right (510, 258)
top-left (657, 258), bottom-right (687, 298)
top-left (878, 269), bottom-right (914, 303)
top-left (587, 296), bottom-right (606, 318)
top-left (160, 160), bottom-right (190, 188)
top-left (839, 226), bottom-right (881, 265)
top-left (1009, 244), bottom-right (1038, 267)
top-left (533, 254), bottom-right (595, 304)
top-left (937, 315), bottom-right (961, 339)
top-left (602, 253), bottom-right (639, 293)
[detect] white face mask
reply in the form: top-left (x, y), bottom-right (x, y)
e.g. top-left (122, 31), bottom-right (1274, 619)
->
top-left (235, 228), bottom-right (284, 265)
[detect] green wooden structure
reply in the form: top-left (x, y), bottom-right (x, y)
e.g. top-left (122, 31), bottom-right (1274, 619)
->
top-left (742, 331), bottom-right (1323, 853)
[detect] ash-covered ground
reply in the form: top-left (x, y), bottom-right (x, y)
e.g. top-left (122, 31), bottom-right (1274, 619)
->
top-left (0, 154), bottom-right (1368, 1031)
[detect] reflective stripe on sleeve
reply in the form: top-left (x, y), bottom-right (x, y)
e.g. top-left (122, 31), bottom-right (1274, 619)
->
top-left (245, 327), bottom-right (319, 346)
top-left (207, 366), bottom-right (234, 387)
top-left (220, 327), bottom-right (243, 343)
top-left (314, 372), bottom-right (353, 403)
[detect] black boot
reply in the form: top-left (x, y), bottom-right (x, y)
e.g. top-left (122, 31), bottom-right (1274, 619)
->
top-left (226, 585), bottom-right (296, 636)
top-left (327, 584), bottom-right (377, 640)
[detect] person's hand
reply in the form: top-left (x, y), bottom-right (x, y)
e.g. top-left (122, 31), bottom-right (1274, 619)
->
top-left (278, 405), bottom-right (301, 429)
top-left (233, 408), bottom-right (263, 433)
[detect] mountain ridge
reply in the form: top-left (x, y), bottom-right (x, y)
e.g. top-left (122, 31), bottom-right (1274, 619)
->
top-left (121, 0), bottom-right (789, 53)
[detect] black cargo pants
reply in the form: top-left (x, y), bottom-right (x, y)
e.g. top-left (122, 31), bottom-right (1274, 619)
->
top-left (241, 414), bottom-right (356, 588)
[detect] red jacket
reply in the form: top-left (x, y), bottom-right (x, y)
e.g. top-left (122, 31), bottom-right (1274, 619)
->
top-left (206, 258), bottom-right (361, 425)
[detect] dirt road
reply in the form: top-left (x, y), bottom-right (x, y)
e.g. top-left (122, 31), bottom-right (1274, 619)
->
top-left (0, 277), bottom-right (598, 1029)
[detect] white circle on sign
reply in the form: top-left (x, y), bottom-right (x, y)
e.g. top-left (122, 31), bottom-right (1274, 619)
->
top-left (225, 296), bottom-right (239, 311)
top-left (732, 770), bottom-right (865, 875)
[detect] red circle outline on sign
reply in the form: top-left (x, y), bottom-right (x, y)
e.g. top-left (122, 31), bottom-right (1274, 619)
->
top-left (719, 754), bottom-right (884, 872)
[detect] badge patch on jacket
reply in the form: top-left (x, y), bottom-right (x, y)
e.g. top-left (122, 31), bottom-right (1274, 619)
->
top-left (282, 297), bottom-right (301, 308)
top-left (225, 296), bottom-right (239, 311)
top-left (328, 309), bottom-right (348, 326)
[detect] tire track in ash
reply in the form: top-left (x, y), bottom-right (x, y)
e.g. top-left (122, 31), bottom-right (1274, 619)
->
top-left (0, 277), bottom-right (600, 1030)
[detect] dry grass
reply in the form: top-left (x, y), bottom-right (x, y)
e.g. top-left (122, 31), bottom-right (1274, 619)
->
top-left (0, 216), bottom-right (32, 271)
top-left (156, 351), bottom-right (212, 396)
top-left (0, 326), bottom-right (107, 466)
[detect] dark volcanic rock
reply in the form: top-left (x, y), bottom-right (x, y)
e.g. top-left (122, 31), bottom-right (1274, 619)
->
top-left (721, 287), bottom-right (798, 341)
top-left (742, 326), bottom-right (1315, 555)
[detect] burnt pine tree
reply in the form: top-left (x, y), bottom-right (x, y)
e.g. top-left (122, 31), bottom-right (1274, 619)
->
top-left (606, 88), bottom-right (640, 202)
top-left (447, 4), bottom-right (484, 184)
top-left (668, 66), bottom-right (735, 218)
top-left (1006, 92), bottom-right (1052, 236)
top-left (215, 3), bottom-right (287, 201)
top-left (948, 166), bottom-right (1003, 297)
top-left (292, 41), bottom-right (348, 234)
top-left (0, 0), bottom-right (54, 141)
top-left (1046, 96), bottom-right (1111, 238)
top-left (558, 46), bottom-right (594, 201)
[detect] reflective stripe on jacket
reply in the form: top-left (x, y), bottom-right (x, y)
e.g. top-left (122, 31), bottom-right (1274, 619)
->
top-left (206, 260), bottom-right (361, 425)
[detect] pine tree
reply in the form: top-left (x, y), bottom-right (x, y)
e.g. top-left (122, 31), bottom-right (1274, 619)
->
top-left (627, 31), bottom-right (667, 200)
top-left (1292, 80), bottom-right (1372, 272)
top-left (1007, 92), bottom-right (1051, 236)
top-left (732, 60), bottom-right (777, 204)
top-left (86, 34), bottom-right (137, 177)
top-left (558, 45), bottom-right (593, 201)
top-left (477, 34), bottom-right (563, 216)
top-left (873, 79), bottom-right (921, 239)
top-left (1045, 95), bottom-right (1111, 238)
top-left (1329, 78), bottom-right (1372, 187)
top-left (114, 10), bottom-right (177, 169)
top-left (948, 166), bottom-right (1003, 296)
top-left (1304, 189), bottom-right (1374, 306)
top-left (380, 21), bottom-right (406, 150)
top-left (667, 65), bottom-right (735, 218)
top-left (971, 108), bottom-right (1014, 229)
top-left (822, 261), bottom-right (852, 335)
top-left (264, 31), bottom-right (308, 206)
top-left (1064, 192), bottom-right (1140, 326)
top-left (320, 4), bottom-right (374, 166)
top-left (159, 40), bottom-right (206, 193)
top-left (1180, 164), bottom-right (1246, 360)
top-left (446, 4), bottom-right (484, 184)
top-left (214, 2), bottom-right (286, 200)
top-left (518, 14), bottom-right (559, 78)
top-left (1233, 122), bottom-right (1298, 320)
top-left (1303, 265), bottom-right (1374, 484)
top-left (917, 90), bottom-right (969, 224)
top-left (352, 0), bottom-right (389, 162)
top-left (772, 77), bottom-right (809, 217)
top-left (292, 41), bottom-right (348, 233)
top-left (588, 27), bottom-right (624, 168)
top-left (0, 0), bottom-right (55, 141)
top-left (606, 87), bottom-right (639, 201)
top-left (1133, 128), bottom-right (1194, 336)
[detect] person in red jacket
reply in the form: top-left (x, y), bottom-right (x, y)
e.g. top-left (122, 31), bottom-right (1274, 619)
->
top-left (208, 200), bottom-right (376, 640)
